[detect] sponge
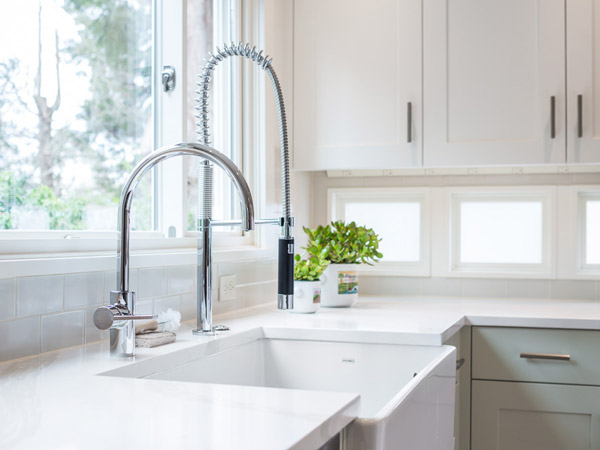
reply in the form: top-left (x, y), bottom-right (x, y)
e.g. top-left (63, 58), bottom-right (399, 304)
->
top-left (135, 331), bottom-right (176, 348)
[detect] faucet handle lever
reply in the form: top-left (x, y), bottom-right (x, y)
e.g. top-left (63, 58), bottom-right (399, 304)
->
top-left (94, 304), bottom-right (157, 330)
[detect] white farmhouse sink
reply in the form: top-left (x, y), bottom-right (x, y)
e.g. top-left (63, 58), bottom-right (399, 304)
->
top-left (103, 327), bottom-right (456, 450)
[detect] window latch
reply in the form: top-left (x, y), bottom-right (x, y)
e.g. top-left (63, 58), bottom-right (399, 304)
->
top-left (161, 66), bottom-right (176, 92)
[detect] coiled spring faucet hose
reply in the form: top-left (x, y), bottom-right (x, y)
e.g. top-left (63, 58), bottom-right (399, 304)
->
top-left (195, 42), bottom-right (294, 309)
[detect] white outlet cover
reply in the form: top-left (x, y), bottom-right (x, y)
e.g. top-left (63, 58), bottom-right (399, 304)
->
top-left (219, 275), bottom-right (237, 301)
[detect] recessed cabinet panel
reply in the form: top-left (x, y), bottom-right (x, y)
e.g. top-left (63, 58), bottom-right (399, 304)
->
top-left (567, 0), bottom-right (600, 162)
top-left (472, 381), bottom-right (600, 450)
top-left (424, 0), bottom-right (566, 166)
top-left (293, 0), bottom-right (422, 170)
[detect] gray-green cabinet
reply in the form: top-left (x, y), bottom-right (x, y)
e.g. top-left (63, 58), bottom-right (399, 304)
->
top-left (472, 380), bottom-right (600, 450)
top-left (471, 326), bottom-right (600, 450)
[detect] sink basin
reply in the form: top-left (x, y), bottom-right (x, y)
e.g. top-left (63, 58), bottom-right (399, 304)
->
top-left (103, 327), bottom-right (456, 450)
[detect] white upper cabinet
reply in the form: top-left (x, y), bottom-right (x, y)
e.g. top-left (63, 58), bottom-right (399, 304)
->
top-left (423, 0), bottom-right (566, 166)
top-left (292, 0), bottom-right (422, 171)
top-left (567, 0), bottom-right (600, 163)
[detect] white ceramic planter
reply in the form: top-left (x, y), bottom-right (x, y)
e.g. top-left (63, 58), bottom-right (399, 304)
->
top-left (291, 280), bottom-right (321, 314)
top-left (320, 263), bottom-right (359, 307)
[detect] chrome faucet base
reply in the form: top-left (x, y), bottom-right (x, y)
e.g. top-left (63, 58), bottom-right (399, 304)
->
top-left (192, 325), bottom-right (230, 336)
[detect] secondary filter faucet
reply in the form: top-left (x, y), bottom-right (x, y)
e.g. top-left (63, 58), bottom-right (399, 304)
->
top-left (94, 143), bottom-right (254, 357)
top-left (195, 43), bottom-right (294, 323)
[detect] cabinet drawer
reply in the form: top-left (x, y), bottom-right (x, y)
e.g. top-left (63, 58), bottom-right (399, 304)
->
top-left (472, 327), bottom-right (600, 386)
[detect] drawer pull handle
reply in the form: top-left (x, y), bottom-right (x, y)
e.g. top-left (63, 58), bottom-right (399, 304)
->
top-left (550, 96), bottom-right (556, 139)
top-left (456, 358), bottom-right (465, 371)
top-left (407, 102), bottom-right (412, 143)
top-left (578, 94), bottom-right (583, 138)
top-left (520, 352), bottom-right (571, 361)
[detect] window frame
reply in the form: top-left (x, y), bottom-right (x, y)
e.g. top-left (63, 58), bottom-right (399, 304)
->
top-left (0, 0), bottom-right (271, 277)
top-left (578, 191), bottom-right (600, 271)
top-left (436, 186), bottom-right (556, 279)
top-left (328, 187), bottom-right (431, 277)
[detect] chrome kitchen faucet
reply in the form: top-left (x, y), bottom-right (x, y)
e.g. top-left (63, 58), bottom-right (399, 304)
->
top-left (93, 143), bottom-right (254, 357)
top-left (194, 43), bottom-right (295, 328)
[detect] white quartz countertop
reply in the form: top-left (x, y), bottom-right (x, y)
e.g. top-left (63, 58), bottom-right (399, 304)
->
top-left (1, 295), bottom-right (600, 450)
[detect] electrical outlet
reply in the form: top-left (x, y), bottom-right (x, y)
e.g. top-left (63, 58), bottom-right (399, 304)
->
top-left (219, 275), bottom-right (237, 301)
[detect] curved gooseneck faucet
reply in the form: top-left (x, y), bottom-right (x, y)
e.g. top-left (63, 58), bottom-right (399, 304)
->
top-left (195, 42), bottom-right (294, 313)
top-left (94, 143), bottom-right (254, 357)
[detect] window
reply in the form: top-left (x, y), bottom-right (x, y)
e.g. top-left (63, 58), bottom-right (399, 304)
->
top-left (458, 201), bottom-right (543, 264)
top-left (329, 188), bottom-right (430, 276)
top-left (449, 188), bottom-right (554, 276)
top-left (0, 0), bottom-right (154, 232)
top-left (0, 0), bottom-right (264, 265)
top-left (185, 0), bottom-right (246, 235)
top-left (580, 193), bottom-right (600, 267)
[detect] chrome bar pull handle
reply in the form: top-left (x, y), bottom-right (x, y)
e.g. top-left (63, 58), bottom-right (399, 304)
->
top-left (578, 95), bottom-right (583, 138)
top-left (550, 96), bottom-right (556, 139)
top-left (456, 358), bottom-right (465, 371)
top-left (520, 352), bottom-right (571, 361)
top-left (407, 102), bottom-right (412, 143)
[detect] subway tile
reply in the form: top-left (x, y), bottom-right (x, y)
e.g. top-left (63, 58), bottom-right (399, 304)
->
top-left (0, 317), bottom-right (40, 362)
top-left (359, 276), bottom-right (421, 296)
top-left (218, 259), bottom-right (277, 286)
top-left (550, 280), bottom-right (597, 300)
top-left (0, 279), bottom-right (15, 321)
top-left (84, 306), bottom-right (108, 344)
top-left (17, 275), bottom-right (63, 316)
top-left (135, 300), bottom-right (154, 315)
top-left (167, 265), bottom-right (195, 295)
top-left (138, 268), bottom-right (167, 299)
top-left (421, 278), bottom-right (461, 297)
top-left (180, 293), bottom-right (196, 322)
top-left (41, 311), bottom-right (84, 352)
top-left (64, 272), bottom-right (103, 309)
top-left (238, 281), bottom-right (277, 308)
top-left (506, 280), bottom-right (550, 299)
top-left (154, 296), bottom-right (181, 316)
top-left (461, 279), bottom-right (507, 298)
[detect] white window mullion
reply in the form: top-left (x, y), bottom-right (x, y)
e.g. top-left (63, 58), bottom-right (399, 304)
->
top-left (156, 0), bottom-right (186, 238)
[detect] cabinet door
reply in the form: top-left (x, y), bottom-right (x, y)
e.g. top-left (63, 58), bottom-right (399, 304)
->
top-left (293, 0), bottom-right (422, 171)
top-left (472, 380), bottom-right (600, 450)
top-left (567, 0), bottom-right (600, 163)
top-left (424, 0), bottom-right (566, 166)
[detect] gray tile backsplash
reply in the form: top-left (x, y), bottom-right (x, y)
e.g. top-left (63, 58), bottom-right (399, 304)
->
top-left (41, 311), bottom-right (84, 352)
top-left (138, 267), bottom-right (167, 299)
top-left (360, 275), bottom-right (600, 301)
top-left (17, 275), bottom-right (63, 316)
top-left (0, 258), bottom-right (276, 363)
top-left (1, 257), bottom-right (597, 364)
top-left (550, 280), bottom-right (598, 301)
top-left (0, 278), bottom-right (15, 321)
top-left (64, 272), bottom-right (104, 309)
top-left (0, 317), bottom-right (40, 361)
top-left (167, 265), bottom-right (195, 295)
top-left (154, 295), bottom-right (181, 315)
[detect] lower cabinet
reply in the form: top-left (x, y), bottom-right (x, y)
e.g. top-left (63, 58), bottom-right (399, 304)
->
top-left (472, 380), bottom-right (600, 450)
top-left (471, 326), bottom-right (600, 450)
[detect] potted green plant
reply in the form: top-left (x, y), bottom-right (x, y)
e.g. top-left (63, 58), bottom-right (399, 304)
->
top-left (303, 221), bottom-right (382, 307)
top-left (292, 254), bottom-right (329, 313)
